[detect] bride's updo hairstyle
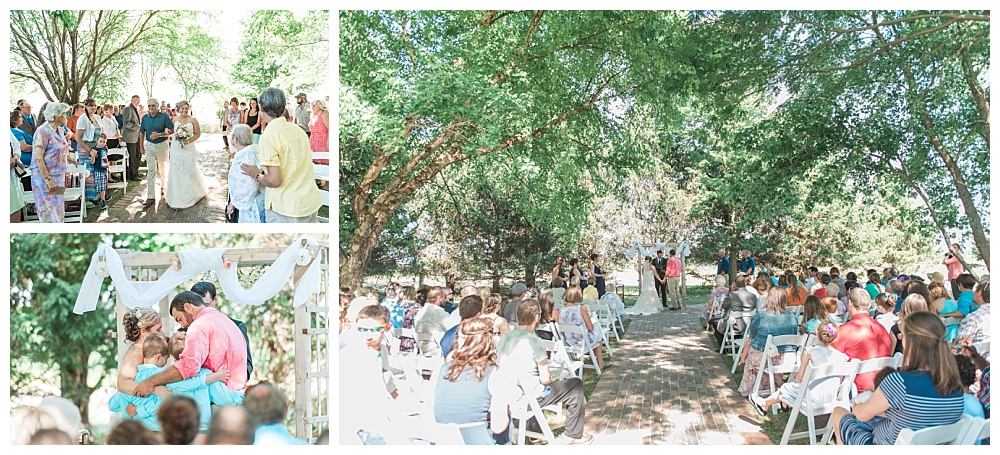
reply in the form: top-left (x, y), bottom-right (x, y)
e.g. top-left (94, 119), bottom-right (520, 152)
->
top-left (174, 100), bottom-right (190, 112)
top-left (123, 308), bottom-right (162, 343)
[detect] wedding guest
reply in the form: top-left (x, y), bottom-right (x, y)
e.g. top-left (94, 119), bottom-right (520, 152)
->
top-left (11, 109), bottom-right (32, 165)
top-left (831, 311), bottom-right (963, 445)
top-left (240, 87), bottom-right (322, 223)
top-left (293, 93), bottom-right (311, 136)
top-left (105, 420), bottom-right (162, 445)
top-left (30, 102), bottom-right (77, 222)
top-left (10, 125), bottom-right (27, 222)
top-left (121, 96), bottom-right (142, 181)
top-left (434, 317), bottom-right (513, 444)
top-left (736, 286), bottom-right (799, 397)
top-left (227, 124), bottom-right (265, 223)
top-left (16, 99), bottom-right (38, 137)
top-left (245, 383), bottom-right (308, 445)
top-left (309, 100), bottom-right (329, 164)
top-left (243, 98), bottom-right (263, 144)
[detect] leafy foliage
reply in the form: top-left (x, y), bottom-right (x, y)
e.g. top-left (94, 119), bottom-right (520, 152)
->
top-left (10, 10), bottom-right (165, 104)
top-left (233, 10), bottom-right (329, 95)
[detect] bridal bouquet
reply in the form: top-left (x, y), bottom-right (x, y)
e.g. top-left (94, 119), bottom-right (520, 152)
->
top-left (174, 124), bottom-right (194, 142)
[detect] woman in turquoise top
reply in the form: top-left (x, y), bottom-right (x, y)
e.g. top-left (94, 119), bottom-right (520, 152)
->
top-left (928, 281), bottom-right (960, 341)
top-left (800, 295), bottom-right (831, 335)
top-left (865, 272), bottom-right (883, 301)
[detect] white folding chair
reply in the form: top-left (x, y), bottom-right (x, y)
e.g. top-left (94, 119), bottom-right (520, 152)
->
top-left (706, 294), bottom-right (726, 331)
top-left (557, 323), bottom-right (602, 376)
top-left (542, 339), bottom-right (584, 380)
top-left (600, 296), bottom-right (625, 334)
top-left (967, 417), bottom-right (989, 444)
top-left (590, 317), bottom-right (613, 357)
top-left (751, 334), bottom-right (807, 404)
top-left (106, 147), bottom-right (128, 192)
top-left (852, 356), bottom-right (899, 399)
top-left (779, 358), bottom-right (860, 445)
top-left (895, 414), bottom-right (977, 445)
top-left (591, 302), bottom-right (620, 344)
top-left (510, 394), bottom-right (560, 445)
top-left (317, 187), bottom-right (329, 223)
top-left (722, 309), bottom-right (755, 373)
top-left (973, 339), bottom-right (989, 359)
top-left (406, 421), bottom-right (480, 445)
top-left (62, 163), bottom-right (89, 223)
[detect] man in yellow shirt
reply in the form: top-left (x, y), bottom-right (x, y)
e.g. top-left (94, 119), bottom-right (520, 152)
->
top-left (240, 87), bottom-right (322, 222)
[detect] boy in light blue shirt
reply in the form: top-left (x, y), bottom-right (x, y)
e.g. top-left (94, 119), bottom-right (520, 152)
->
top-left (948, 274), bottom-right (979, 317)
top-left (108, 333), bottom-right (227, 430)
top-left (168, 332), bottom-right (245, 407)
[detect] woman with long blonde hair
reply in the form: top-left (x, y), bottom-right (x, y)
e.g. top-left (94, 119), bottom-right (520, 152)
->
top-left (433, 317), bottom-right (509, 444)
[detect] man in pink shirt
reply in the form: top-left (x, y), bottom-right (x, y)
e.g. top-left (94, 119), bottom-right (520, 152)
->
top-left (133, 291), bottom-right (248, 397)
top-left (943, 242), bottom-right (965, 300)
top-left (833, 288), bottom-right (892, 392)
top-left (665, 249), bottom-right (683, 310)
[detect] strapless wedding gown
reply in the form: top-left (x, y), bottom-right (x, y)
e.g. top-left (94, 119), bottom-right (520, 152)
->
top-left (166, 122), bottom-right (209, 209)
top-left (627, 266), bottom-right (662, 315)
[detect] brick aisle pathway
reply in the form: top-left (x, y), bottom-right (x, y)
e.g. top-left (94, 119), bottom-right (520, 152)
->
top-left (96, 132), bottom-right (229, 223)
top-left (585, 305), bottom-right (772, 445)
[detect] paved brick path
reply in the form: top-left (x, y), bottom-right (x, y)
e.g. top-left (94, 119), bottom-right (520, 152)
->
top-left (585, 305), bottom-right (773, 445)
top-left (95, 132), bottom-right (229, 223)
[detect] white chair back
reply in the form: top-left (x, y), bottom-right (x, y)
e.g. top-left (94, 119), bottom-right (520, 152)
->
top-left (779, 358), bottom-right (861, 445)
top-left (895, 414), bottom-right (977, 445)
top-left (752, 333), bottom-right (807, 399)
top-left (557, 323), bottom-right (602, 375)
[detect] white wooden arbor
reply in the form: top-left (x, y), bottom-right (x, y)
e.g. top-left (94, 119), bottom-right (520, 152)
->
top-left (108, 240), bottom-right (330, 442)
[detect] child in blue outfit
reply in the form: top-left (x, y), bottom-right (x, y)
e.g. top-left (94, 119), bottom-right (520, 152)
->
top-left (108, 333), bottom-right (227, 430)
top-left (168, 332), bottom-right (245, 407)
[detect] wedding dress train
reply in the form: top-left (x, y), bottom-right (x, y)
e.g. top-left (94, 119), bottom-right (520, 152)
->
top-left (626, 263), bottom-right (662, 315)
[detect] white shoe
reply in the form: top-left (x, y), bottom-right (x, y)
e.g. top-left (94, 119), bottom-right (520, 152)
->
top-left (559, 433), bottom-right (594, 445)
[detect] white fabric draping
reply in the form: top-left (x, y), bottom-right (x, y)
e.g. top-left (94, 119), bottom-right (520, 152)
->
top-left (624, 240), bottom-right (691, 259)
top-left (74, 236), bottom-right (322, 314)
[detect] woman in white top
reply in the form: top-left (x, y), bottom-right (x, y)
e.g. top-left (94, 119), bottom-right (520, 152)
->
top-left (226, 124), bottom-right (264, 222)
top-left (74, 98), bottom-right (101, 204)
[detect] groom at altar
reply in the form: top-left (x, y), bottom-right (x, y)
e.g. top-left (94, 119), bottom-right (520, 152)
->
top-left (651, 250), bottom-right (669, 309)
top-left (133, 291), bottom-right (249, 398)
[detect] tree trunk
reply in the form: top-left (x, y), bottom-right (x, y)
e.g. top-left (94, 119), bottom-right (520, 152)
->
top-left (338, 214), bottom-right (387, 290)
top-left (491, 269), bottom-right (501, 293)
top-left (898, 61), bottom-right (991, 272)
top-left (524, 263), bottom-right (535, 288)
top-left (61, 359), bottom-right (94, 426)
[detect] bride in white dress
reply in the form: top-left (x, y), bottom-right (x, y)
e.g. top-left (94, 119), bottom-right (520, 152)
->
top-left (626, 257), bottom-right (663, 315)
top-left (166, 101), bottom-right (209, 209)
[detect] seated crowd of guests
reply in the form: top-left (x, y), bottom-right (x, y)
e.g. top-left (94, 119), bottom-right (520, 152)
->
top-left (706, 263), bottom-right (990, 445)
top-left (340, 281), bottom-right (616, 445)
top-left (10, 383), bottom-right (327, 445)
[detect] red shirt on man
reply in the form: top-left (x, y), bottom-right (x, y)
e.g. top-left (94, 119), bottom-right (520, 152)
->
top-left (833, 312), bottom-right (892, 392)
top-left (666, 256), bottom-right (682, 278)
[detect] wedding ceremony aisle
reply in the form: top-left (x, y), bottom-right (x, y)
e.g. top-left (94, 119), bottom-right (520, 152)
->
top-left (584, 306), bottom-right (772, 445)
top-left (96, 132), bottom-right (229, 223)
